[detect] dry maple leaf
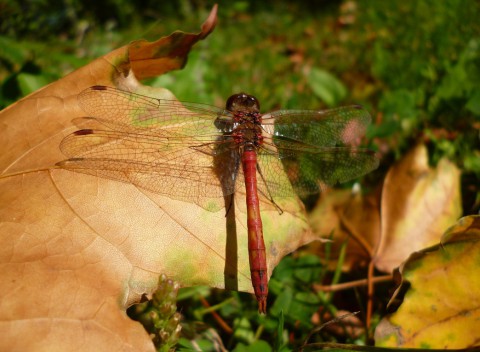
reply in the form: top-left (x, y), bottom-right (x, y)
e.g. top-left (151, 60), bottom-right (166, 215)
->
top-left (0, 5), bottom-right (315, 351)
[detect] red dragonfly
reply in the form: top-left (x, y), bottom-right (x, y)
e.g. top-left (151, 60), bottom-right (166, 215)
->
top-left (57, 85), bottom-right (378, 313)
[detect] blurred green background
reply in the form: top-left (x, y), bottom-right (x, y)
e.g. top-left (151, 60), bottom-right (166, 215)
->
top-left (2, 0), bottom-right (480, 349)
top-left (2, 0), bottom-right (479, 211)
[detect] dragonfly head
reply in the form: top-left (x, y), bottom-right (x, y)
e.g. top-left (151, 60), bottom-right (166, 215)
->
top-left (226, 93), bottom-right (260, 114)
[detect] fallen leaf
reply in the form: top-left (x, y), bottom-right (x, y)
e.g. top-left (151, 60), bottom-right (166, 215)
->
top-left (0, 5), bottom-right (314, 351)
top-left (308, 187), bottom-right (380, 271)
top-left (309, 143), bottom-right (462, 274)
top-left (374, 215), bottom-right (480, 349)
top-left (375, 143), bottom-right (462, 272)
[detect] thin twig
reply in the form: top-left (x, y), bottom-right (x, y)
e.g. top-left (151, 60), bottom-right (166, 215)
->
top-left (313, 274), bottom-right (393, 292)
top-left (366, 260), bottom-right (375, 338)
top-left (199, 297), bottom-right (233, 334)
top-left (300, 311), bottom-right (361, 351)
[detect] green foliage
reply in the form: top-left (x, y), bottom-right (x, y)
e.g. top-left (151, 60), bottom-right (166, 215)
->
top-left (127, 275), bottom-right (181, 351)
top-left (232, 340), bottom-right (272, 352)
top-left (306, 68), bottom-right (347, 107)
top-left (269, 255), bottom-right (324, 326)
top-left (273, 311), bottom-right (288, 352)
top-left (175, 247), bottom-right (355, 350)
top-left (357, 0), bottom-right (480, 179)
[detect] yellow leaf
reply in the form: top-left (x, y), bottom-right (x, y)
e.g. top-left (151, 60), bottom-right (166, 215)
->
top-left (375, 215), bottom-right (480, 349)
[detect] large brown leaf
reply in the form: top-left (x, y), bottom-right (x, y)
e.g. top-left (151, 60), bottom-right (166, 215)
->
top-left (0, 5), bottom-right (314, 350)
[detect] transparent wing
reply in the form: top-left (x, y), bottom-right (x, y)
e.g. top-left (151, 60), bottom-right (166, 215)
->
top-left (78, 86), bottom-right (235, 139)
top-left (59, 86), bottom-right (378, 209)
top-left (257, 143), bottom-right (378, 198)
top-left (58, 127), bottom-right (242, 210)
top-left (261, 105), bottom-right (371, 148)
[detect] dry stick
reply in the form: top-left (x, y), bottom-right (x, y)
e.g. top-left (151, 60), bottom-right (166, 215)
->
top-left (366, 260), bottom-right (375, 332)
top-left (314, 274), bottom-right (392, 292)
top-left (338, 207), bottom-right (376, 328)
top-left (199, 296), bottom-right (233, 335)
top-left (300, 311), bottom-right (361, 351)
top-left (337, 207), bottom-right (381, 341)
top-left (315, 273), bottom-right (393, 343)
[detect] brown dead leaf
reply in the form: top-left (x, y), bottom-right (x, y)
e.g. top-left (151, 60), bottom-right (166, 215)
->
top-left (309, 143), bottom-right (461, 274)
top-left (0, 172), bottom-right (155, 351)
top-left (308, 187), bottom-right (380, 270)
top-left (1, 5), bottom-right (313, 351)
top-left (375, 143), bottom-right (462, 272)
top-left (129, 4), bottom-right (217, 80)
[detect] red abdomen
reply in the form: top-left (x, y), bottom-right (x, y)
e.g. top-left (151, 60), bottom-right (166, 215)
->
top-left (241, 149), bottom-right (268, 313)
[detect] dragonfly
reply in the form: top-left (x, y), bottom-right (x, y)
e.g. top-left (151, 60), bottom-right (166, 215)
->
top-left (57, 85), bottom-right (378, 313)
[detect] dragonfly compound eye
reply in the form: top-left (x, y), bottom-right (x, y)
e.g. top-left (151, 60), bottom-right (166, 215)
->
top-left (226, 93), bottom-right (260, 112)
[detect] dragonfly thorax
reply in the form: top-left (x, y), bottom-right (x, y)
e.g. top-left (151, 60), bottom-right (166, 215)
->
top-left (226, 93), bottom-right (264, 149)
top-left (232, 122), bottom-right (264, 149)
